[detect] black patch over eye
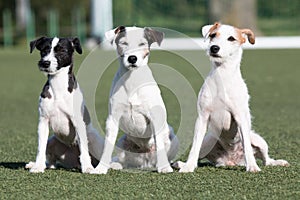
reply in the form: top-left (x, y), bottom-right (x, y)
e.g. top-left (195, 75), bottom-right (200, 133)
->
top-left (42, 46), bottom-right (50, 52)
top-left (41, 51), bottom-right (47, 57)
top-left (54, 46), bottom-right (60, 52)
top-left (40, 46), bottom-right (50, 56)
top-left (228, 36), bottom-right (236, 42)
top-left (55, 45), bottom-right (66, 52)
top-left (209, 33), bottom-right (217, 39)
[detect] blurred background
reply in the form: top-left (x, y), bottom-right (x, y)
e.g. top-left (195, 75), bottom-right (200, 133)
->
top-left (0, 0), bottom-right (299, 48)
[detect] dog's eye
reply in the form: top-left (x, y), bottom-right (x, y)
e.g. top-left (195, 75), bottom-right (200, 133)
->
top-left (209, 33), bottom-right (217, 39)
top-left (138, 42), bottom-right (146, 47)
top-left (119, 41), bottom-right (128, 46)
top-left (228, 36), bottom-right (236, 42)
top-left (41, 51), bottom-right (47, 57)
top-left (40, 47), bottom-right (50, 56)
top-left (54, 46), bottom-right (62, 52)
top-left (41, 46), bottom-right (50, 52)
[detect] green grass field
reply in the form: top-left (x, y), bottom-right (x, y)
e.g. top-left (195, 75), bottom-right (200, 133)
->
top-left (0, 48), bottom-right (299, 199)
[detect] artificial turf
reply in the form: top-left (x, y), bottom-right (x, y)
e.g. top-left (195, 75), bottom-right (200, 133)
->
top-left (0, 48), bottom-right (299, 199)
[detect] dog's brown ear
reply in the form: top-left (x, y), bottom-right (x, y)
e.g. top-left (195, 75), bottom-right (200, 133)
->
top-left (30, 36), bottom-right (46, 53)
top-left (144, 27), bottom-right (164, 46)
top-left (202, 22), bottom-right (221, 38)
top-left (241, 29), bottom-right (255, 44)
top-left (209, 22), bottom-right (221, 34)
top-left (71, 37), bottom-right (82, 54)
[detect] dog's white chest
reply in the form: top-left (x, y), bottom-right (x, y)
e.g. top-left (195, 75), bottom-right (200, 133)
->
top-left (39, 95), bottom-right (76, 145)
top-left (117, 93), bottom-right (151, 137)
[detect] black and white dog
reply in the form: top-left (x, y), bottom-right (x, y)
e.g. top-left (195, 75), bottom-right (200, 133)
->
top-left (26, 37), bottom-right (104, 173)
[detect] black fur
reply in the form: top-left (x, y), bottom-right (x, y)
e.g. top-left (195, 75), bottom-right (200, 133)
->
top-left (67, 64), bottom-right (77, 93)
top-left (41, 80), bottom-right (52, 99)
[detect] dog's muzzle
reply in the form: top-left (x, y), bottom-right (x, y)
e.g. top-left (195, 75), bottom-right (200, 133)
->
top-left (38, 60), bottom-right (50, 69)
top-left (128, 55), bottom-right (137, 64)
top-left (209, 45), bottom-right (221, 58)
top-left (127, 55), bottom-right (138, 68)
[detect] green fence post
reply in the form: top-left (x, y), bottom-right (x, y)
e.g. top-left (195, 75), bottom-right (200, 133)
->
top-left (26, 10), bottom-right (35, 43)
top-left (80, 8), bottom-right (86, 43)
top-left (3, 9), bottom-right (13, 47)
top-left (48, 9), bottom-right (59, 37)
top-left (73, 8), bottom-right (86, 43)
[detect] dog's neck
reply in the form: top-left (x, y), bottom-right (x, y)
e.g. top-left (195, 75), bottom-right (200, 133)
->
top-left (114, 63), bottom-right (156, 95)
top-left (212, 48), bottom-right (243, 74)
top-left (47, 64), bottom-right (77, 97)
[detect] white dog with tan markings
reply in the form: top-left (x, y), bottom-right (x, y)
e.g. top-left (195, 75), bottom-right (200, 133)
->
top-left (176, 22), bottom-right (289, 173)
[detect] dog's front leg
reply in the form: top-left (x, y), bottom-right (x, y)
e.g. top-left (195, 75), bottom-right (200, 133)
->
top-left (71, 115), bottom-right (94, 173)
top-left (155, 126), bottom-right (173, 173)
top-left (148, 106), bottom-right (173, 173)
top-left (26, 116), bottom-right (49, 173)
top-left (92, 115), bottom-right (119, 174)
top-left (179, 112), bottom-right (209, 173)
top-left (236, 113), bottom-right (261, 172)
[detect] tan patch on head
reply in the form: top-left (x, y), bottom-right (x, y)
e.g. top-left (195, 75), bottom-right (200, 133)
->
top-left (209, 22), bottom-right (221, 34)
top-left (235, 28), bottom-right (255, 45)
top-left (207, 22), bottom-right (221, 41)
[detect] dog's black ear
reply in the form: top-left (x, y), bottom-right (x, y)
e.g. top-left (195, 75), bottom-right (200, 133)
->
top-left (144, 27), bottom-right (164, 46)
top-left (114, 25), bottom-right (126, 35)
top-left (71, 37), bottom-right (82, 54)
top-left (30, 36), bottom-right (46, 53)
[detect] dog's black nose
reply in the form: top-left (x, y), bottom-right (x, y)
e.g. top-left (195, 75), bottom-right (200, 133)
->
top-left (210, 45), bottom-right (220, 54)
top-left (38, 60), bottom-right (51, 68)
top-left (128, 55), bottom-right (137, 64)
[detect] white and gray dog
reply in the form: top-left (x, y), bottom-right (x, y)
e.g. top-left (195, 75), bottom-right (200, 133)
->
top-left (26, 37), bottom-right (105, 173)
top-left (176, 22), bottom-right (289, 173)
top-left (91, 26), bottom-right (179, 174)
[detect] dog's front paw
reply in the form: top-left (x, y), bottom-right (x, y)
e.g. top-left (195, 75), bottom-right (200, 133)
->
top-left (25, 161), bottom-right (35, 169)
top-left (26, 162), bottom-right (46, 173)
top-left (158, 166), bottom-right (173, 173)
top-left (172, 161), bottom-right (186, 169)
top-left (179, 163), bottom-right (196, 173)
top-left (158, 165), bottom-right (173, 173)
top-left (110, 162), bottom-right (123, 170)
top-left (81, 164), bottom-right (94, 174)
top-left (90, 164), bottom-right (109, 174)
top-left (266, 159), bottom-right (290, 167)
top-left (246, 164), bottom-right (261, 172)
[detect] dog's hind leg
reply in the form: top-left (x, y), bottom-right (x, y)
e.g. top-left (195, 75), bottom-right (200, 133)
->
top-left (199, 132), bottom-right (218, 159)
top-left (87, 125), bottom-right (122, 170)
top-left (250, 131), bottom-right (289, 167)
top-left (46, 136), bottom-right (81, 169)
top-left (167, 126), bottom-right (179, 162)
top-left (46, 136), bottom-right (60, 169)
top-left (86, 125), bottom-right (104, 161)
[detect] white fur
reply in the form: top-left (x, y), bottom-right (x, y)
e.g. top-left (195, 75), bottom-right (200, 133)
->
top-left (177, 23), bottom-right (289, 173)
top-left (92, 27), bottom-right (179, 174)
